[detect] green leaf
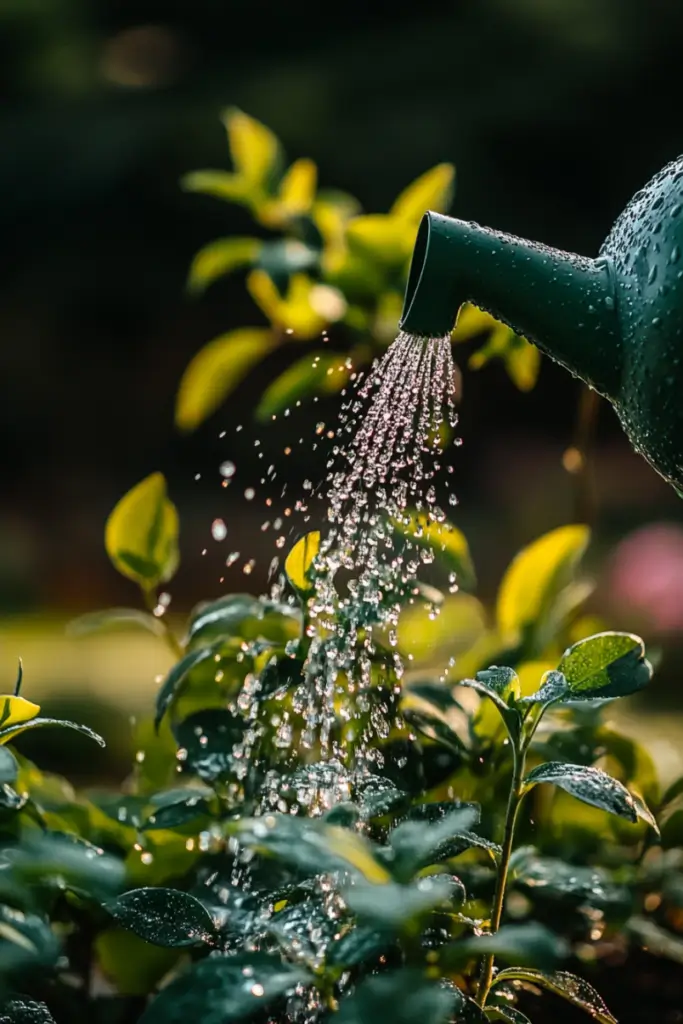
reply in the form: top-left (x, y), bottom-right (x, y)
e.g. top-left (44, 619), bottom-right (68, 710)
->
top-left (187, 594), bottom-right (300, 649)
top-left (391, 164), bottom-right (455, 224)
top-left (175, 328), bottom-right (275, 433)
top-left (96, 928), bottom-right (180, 996)
top-left (402, 708), bottom-right (467, 759)
top-left (344, 877), bottom-right (461, 931)
top-left (461, 669), bottom-right (521, 742)
top-left (0, 718), bottom-right (105, 747)
top-left (391, 512), bottom-right (476, 590)
top-left (139, 951), bottom-right (311, 1024)
top-left (173, 710), bottom-right (245, 784)
top-left (558, 631), bottom-right (652, 701)
top-left (256, 239), bottom-right (319, 281)
top-left (231, 815), bottom-right (390, 883)
top-left (491, 968), bottom-right (617, 1024)
top-left (387, 806), bottom-right (481, 880)
top-left (142, 788), bottom-right (213, 831)
top-left (105, 473), bottom-right (179, 588)
top-left (223, 108), bottom-right (282, 189)
top-left (256, 352), bottom-right (352, 421)
top-left (474, 666), bottom-right (520, 700)
top-left (408, 681), bottom-right (465, 714)
top-left (258, 656), bottom-right (304, 697)
top-left (325, 926), bottom-right (389, 968)
top-left (106, 887), bottom-right (216, 948)
top-left (285, 531), bottom-right (320, 597)
top-left (187, 237), bottom-right (262, 295)
top-left (6, 831), bottom-right (125, 901)
top-left (335, 969), bottom-right (457, 1024)
top-left (0, 748), bottom-right (18, 785)
top-left (485, 1008), bottom-right (532, 1024)
top-left (155, 642), bottom-right (224, 731)
top-left (519, 669), bottom-right (569, 707)
top-left (511, 851), bottom-right (628, 908)
top-left (0, 1000), bottom-right (56, 1023)
top-left (66, 608), bottom-right (167, 639)
top-left (181, 170), bottom-right (251, 204)
top-left (0, 905), bottom-right (60, 977)
top-left (524, 762), bottom-right (639, 824)
top-left (441, 922), bottom-right (568, 970)
top-left (356, 777), bottom-right (409, 821)
top-left (497, 525), bottom-right (590, 642)
top-left (0, 696), bottom-right (41, 730)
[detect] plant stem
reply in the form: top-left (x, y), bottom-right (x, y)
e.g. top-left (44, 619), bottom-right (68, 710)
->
top-left (142, 585), bottom-right (185, 660)
top-left (475, 743), bottom-right (526, 1007)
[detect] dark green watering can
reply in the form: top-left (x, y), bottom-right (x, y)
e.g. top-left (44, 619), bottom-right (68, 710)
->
top-left (401, 157), bottom-right (683, 495)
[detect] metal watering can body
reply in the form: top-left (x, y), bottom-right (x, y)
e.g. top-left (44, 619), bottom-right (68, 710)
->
top-left (400, 157), bottom-right (683, 495)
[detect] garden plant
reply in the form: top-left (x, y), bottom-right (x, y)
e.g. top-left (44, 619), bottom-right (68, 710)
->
top-left (0, 112), bottom-right (681, 1024)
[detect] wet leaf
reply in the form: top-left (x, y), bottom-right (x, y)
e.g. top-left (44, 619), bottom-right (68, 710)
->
top-left (408, 681), bottom-right (465, 714)
top-left (344, 877), bottom-right (461, 931)
top-left (258, 656), bottom-right (304, 697)
top-left (485, 1008), bottom-right (531, 1024)
top-left (66, 607), bottom-right (167, 638)
top-left (173, 710), bottom-right (245, 784)
top-left (107, 887), bottom-right (216, 948)
top-left (391, 164), bottom-right (455, 224)
top-left (325, 925), bottom-right (390, 967)
top-left (558, 631), bottom-right (652, 701)
top-left (497, 525), bottom-right (590, 643)
top-left (524, 762), bottom-right (640, 824)
top-left (402, 708), bottom-right (467, 759)
top-left (187, 594), bottom-right (300, 648)
top-left (6, 830), bottom-right (125, 900)
top-left (520, 669), bottom-right (569, 707)
top-left (461, 668), bottom-right (521, 742)
top-left (142, 788), bottom-right (213, 830)
top-left (105, 473), bottom-right (179, 588)
top-left (387, 806), bottom-right (481, 880)
top-left (0, 905), bottom-right (60, 976)
top-left (0, 718), bottom-right (105, 747)
top-left (155, 642), bottom-right (224, 731)
top-left (511, 851), bottom-right (628, 908)
top-left (256, 352), bottom-right (351, 421)
top-left (491, 968), bottom-right (617, 1024)
top-left (356, 776), bottom-right (408, 821)
top-left (285, 531), bottom-right (320, 597)
top-left (232, 815), bottom-right (390, 883)
top-left (187, 237), bottom-right (261, 294)
top-left (175, 328), bottom-right (276, 432)
top-left (139, 951), bottom-right (311, 1024)
top-left (335, 968), bottom-right (457, 1024)
top-left (0, 1000), bottom-right (56, 1023)
top-left (392, 513), bottom-right (476, 590)
top-left (441, 922), bottom-right (568, 970)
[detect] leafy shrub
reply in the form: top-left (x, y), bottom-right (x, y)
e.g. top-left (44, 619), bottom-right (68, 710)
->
top-left (176, 109), bottom-right (540, 432)
top-left (0, 468), bottom-right (680, 1023)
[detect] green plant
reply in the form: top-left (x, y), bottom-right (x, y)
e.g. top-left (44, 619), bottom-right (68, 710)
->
top-left (0, 454), bottom-right (680, 1022)
top-left (176, 109), bottom-right (540, 432)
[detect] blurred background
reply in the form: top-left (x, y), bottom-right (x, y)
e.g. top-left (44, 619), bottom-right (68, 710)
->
top-left (2, 0), bottom-right (683, 783)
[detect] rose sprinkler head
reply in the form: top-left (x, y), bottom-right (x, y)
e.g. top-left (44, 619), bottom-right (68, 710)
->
top-left (400, 157), bottom-right (683, 496)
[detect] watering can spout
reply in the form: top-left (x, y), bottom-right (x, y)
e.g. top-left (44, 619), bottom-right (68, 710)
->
top-left (400, 212), bottom-right (621, 397)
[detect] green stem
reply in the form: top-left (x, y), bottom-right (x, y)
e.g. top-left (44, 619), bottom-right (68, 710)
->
top-left (476, 743), bottom-right (526, 1007)
top-left (142, 585), bottom-right (184, 661)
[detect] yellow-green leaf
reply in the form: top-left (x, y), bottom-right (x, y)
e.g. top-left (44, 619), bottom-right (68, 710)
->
top-left (259, 158), bottom-right (318, 227)
top-left (105, 473), bottom-right (179, 588)
top-left (222, 107), bottom-right (281, 188)
top-left (180, 170), bottom-right (250, 204)
top-left (345, 215), bottom-right (412, 265)
top-left (175, 327), bottom-right (275, 432)
top-left (247, 271), bottom-right (343, 338)
top-left (505, 335), bottom-right (541, 391)
top-left (285, 532), bottom-right (321, 596)
top-left (391, 163), bottom-right (455, 224)
top-left (497, 525), bottom-right (590, 642)
top-left (392, 512), bottom-right (476, 589)
top-left (96, 928), bottom-right (180, 996)
top-left (187, 237), bottom-right (262, 295)
top-left (256, 352), bottom-right (354, 421)
top-left (0, 696), bottom-right (40, 730)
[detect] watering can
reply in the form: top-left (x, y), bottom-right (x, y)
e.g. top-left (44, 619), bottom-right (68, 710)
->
top-left (400, 157), bottom-right (683, 495)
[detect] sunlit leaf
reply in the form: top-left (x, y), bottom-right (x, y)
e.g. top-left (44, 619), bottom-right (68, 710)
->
top-left (142, 787), bottom-right (213, 831)
top-left (496, 525), bottom-right (590, 643)
top-left (285, 531), bottom-right (321, 597)
top-left (175, 328), bottom-right (275, 432)
top-left (343, 877), bottom-right (460, 930)
top-left (461, 668), bottom-right (522, 742)
top-left (391, 164), bottom-right (455, 224)
top-left (154, 641), bottom-right (224, 731)
top-left (107, 888), bottom-right (216, 948)
top-left (181, 170), bottom-right (250, 204)
top-left (222, 108), bottom-right (282, 188)
top-left (105, 473), bottom-right (179, 588)
top-left (247, 270), bottom-right (344, 337)
top-left (0, 718), bottom-right (105, 747)
top-left (260, 158), bottom-right (318, 227)
top-left (485, 1008), bottom-right (531, 1024)
top-left (520, 669), bottom-right (569, 707)
top-left (386, 806), bottom-right (481, 880)
top-left (558, 631), bottom-right (652, 701)
top-left (187, 237), bottom-right (262, 295)
top-left (187, 593), bottom-right (300, 648)
top-left (0, 696), bottom-right (40, 731)
top-left (391, 512), bottom-right (476, 590)
top-left (511, 850), bottom-right (628, 908)
top-left (256, 352), bottom-right (352, 421)
top-left (345, 214), bottom-right (412, 265)
top-left (139, 952), bottom-right (311, 1024)
top-left (491, 968), bottom-right (617, 1024)
top-left (524, 762), bottom-right (641, 824)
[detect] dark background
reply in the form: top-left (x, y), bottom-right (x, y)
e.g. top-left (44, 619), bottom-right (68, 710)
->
top-left (2, 0), bottom-right (683, 757)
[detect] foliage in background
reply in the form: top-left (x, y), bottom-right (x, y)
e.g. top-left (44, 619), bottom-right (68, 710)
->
top-left (0, 471), bottom-right (681, 1022)
top-left (176, 109), bottom-right (540, 432)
